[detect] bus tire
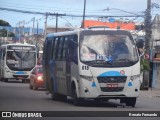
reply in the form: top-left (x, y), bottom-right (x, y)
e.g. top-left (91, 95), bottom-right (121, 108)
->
top-left (73, 89), bottom-right (83, 106)
top-left (71, 83), bottom-right (83, 106)
top-left (125, 97), bottom-right (136, 107)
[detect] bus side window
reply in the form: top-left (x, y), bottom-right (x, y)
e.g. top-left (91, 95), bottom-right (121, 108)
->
top-left (69, 35), bottom-right (78, 64)
top-left (50, 37), bottom-right (55, 60)
top-left (43, 38), bottom-right (48, 61)
top-left (55, 37), bottom-right (60, 60)
top-left (45, 38), bottom-right (52, 60)
top-left (58, 37), bottom-right (64, 60)
top-left (52, 37), bottom-right (57, 60)
top-left (62, 37), bottom-right (68, 60)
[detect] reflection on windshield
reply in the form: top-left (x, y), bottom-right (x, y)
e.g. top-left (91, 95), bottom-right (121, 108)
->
top-left (6, 51), bottom-right (36, 71)
top-left (80, 35), bottom-right (138, 66)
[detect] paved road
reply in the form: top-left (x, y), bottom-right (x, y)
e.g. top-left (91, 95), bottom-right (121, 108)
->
top-left (0, 80), bottom-right (160, 119)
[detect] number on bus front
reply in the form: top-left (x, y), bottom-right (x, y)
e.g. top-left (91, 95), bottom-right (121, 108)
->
top-left (82, 65), bottom-right (89, 70)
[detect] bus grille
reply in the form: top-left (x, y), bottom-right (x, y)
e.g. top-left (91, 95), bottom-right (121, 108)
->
top-left (97, 76), bottom-right (127, 83)
top-left (101, 87), bottom-right (124, 92)
top-left (97, 76), bottom-right (127, 92)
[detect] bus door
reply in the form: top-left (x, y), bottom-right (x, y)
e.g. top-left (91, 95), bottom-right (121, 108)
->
top-left (66, 35), bottom-right (78, 96)
top-left (64, 37), bottom-right (71, 96)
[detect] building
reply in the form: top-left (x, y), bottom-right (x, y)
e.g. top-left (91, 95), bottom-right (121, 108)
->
top-left (151, 14), bottom-right (160, 89)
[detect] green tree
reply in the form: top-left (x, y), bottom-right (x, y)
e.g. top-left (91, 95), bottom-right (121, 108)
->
top-left (0, 19), bottom-right (11, 26)
top-left (0, 29), bottom-right (15, 37)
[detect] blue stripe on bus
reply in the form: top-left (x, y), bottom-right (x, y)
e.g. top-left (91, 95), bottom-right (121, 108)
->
top-left (98, 71), bottom-right (126, 77)
top-left (15, 71), bottom-right (25, 74)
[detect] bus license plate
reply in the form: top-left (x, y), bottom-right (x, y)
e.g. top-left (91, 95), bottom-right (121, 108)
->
top-left (18, 77), bottom-right (23, 79)
top-left (107, 83), bottom-right (118, 88)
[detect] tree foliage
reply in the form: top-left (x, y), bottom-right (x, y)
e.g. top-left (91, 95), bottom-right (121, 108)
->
top-left (0, 19), bottom-right (11, 26)
top-left (0, 29), bottom-right (15, 37)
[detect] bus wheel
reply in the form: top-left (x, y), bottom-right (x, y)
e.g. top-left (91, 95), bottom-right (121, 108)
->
top-left (125, 97), bottom-right (136, 107)
top-left (72, 89), bottom-right (83, 106)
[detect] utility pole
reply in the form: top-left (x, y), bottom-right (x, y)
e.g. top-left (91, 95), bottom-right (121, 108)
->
top-left (22, 20), bottom-right (25, 43)
top-left (32, 17), bottom-right (35, 41)
top-left (55, 13), bottom-right (58, 33)
top-left (82, 0), bottom-right (86, 28)
top-left (144, 0), bottom-right (152, 89)
top-left (48, 13), bottom-right (66, 34)
top-left (36, 20), bottom-right (39, 48)
top-left (18, 21), bottom-right (21, 43)
top-left (44, 12), bottom-right (48, 39)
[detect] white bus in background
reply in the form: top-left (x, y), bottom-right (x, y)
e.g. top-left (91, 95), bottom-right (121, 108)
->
top-left (43, 28), bottom-right (141, 107)
top-left (0, 43), bottom-right (37, 82)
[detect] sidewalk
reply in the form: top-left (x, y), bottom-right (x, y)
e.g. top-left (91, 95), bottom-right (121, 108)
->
top-left (140, 88), bottom-right (160, 98)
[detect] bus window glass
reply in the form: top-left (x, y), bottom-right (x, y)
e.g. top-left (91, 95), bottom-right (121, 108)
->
top-left (70, 35), bottom-right (78, 63)
top-left (58, 37), bottom-right (64, 60)
top-left (80, 34), bottom-right (138, 66)
top-left (6, 50), bottom-right (36, 71)
top-left (62, 37), bottom-right (68, 60)
top-left (52, 37), bottom-right (57, 59)
top-left (55, 37), bottom-right (59, 60)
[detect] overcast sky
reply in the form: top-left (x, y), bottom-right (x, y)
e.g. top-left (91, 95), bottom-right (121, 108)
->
top-left (0, 0), bottom-right (160, 28)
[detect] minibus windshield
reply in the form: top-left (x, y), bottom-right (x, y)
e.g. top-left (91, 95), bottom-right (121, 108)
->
top-left (80, 31), bottom-right (139, 67)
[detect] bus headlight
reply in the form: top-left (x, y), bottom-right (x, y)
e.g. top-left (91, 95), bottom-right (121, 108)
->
top-left (130, 74), bottom-right (140, 81)
top-left (80, 75), bottom-right (93, 81)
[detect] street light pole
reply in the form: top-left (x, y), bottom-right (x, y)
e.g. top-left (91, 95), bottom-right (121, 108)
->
top-left (32, 17), bottom-right (35, 42)
top-left (143, 0), bottom-right (151, 89)
top-left (44, 12), bottom-right (48, 39)
top-left (56, 13), bottom-right (58, 33)
top-left (82, 0), bottom-right (86, 28)
top-left (36, 20), bottom-right (39, 47)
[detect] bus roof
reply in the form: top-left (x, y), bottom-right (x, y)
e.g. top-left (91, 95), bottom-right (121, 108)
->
top-left (46, 28), bottom-right (132, 38)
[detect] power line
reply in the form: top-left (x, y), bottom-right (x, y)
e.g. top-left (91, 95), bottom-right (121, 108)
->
top-left (0, 7), bottom-right (144, 18)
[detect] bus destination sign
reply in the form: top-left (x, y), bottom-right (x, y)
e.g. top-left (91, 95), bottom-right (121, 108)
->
top-left (8, 46), bottom-right (36, 51)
